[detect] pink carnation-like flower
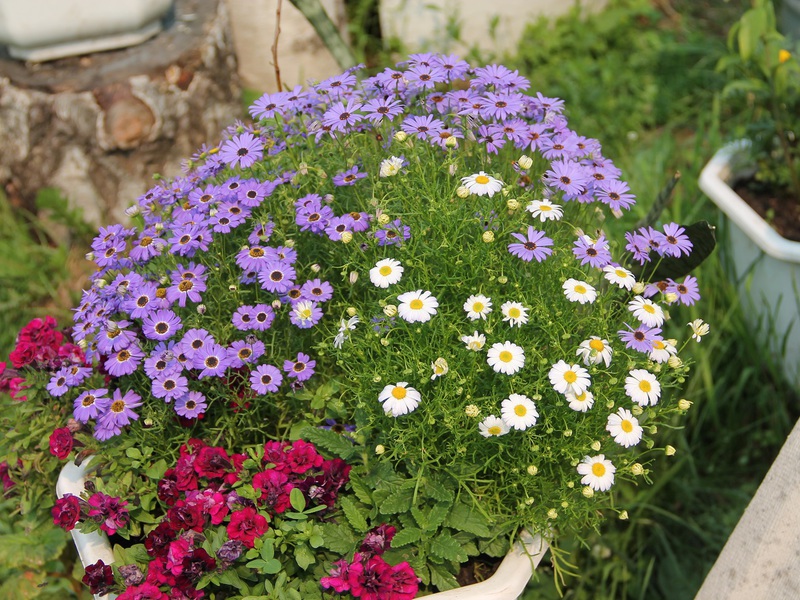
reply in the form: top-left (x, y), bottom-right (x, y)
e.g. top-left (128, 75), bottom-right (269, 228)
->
top-left (227, 507), bottom-right (268, 548)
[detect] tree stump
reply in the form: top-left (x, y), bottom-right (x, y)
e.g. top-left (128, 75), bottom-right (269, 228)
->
top-left (0, 0), bottom-right (242, 226)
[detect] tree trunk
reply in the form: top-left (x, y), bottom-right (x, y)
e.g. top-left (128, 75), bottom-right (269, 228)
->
top-left (0, 0), bottom-right (242, 226)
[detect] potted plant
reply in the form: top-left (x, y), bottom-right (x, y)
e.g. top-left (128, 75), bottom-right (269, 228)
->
top-left (2, 53), bottom-right (712, 598)
top-left (699, 0), bottom-right (800, 386)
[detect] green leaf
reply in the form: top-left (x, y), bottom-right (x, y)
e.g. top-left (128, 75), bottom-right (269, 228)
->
top-left (339, 496), bottom-right (369, 533)
top-left (146, 458), bottom-right (168, 480)
top-left (295, 544), bottom-right (316, 570)
top-left (379, 488), bottom-right (414, 515)
top-left (390, 527), bottom-right (423, 548)
top-left (125, 447), bottom-right (142, 459)
top-left (0, 527), bottom-right (68, 569)
top-left (289, 487), bottom-right (307, 512)
top-left (425, 479), bottom-right (454, 503)
top-left (348, 474), bottom-right (374, 506)
top-left (479, 535), bottom-right (512, 558)
top-left (298, 427), bottom-right (357, 460)
top-left (260, 539), bottom-right (275, 560)
top-left (444, 502), bottom-right (491, 538)
top-left (430, 533), bottom-right (467, 562)
top-left (320, 522), bottom-right (358, 554)
top-left (424, 503), bottom-right (450, 532)
top-left (262, 558), bottom-right (283, 574)
top-left (429, 562), bottom-right (460, 591)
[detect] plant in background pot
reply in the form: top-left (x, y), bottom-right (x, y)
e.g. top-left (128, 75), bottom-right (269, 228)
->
top-left (700, 0), bottom-right (800, 386)
top-left (2, 53), bottom-right (713, 599)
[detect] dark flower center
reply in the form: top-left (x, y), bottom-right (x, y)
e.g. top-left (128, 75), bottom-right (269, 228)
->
top-left (118, 350), bottom-right (131, 361)
top-left (339, 112), bottom-right (351, 120)
top-left (179, 235), bottom-right (191, 245)
top-left (205, 356), bottom-right (219, 368)
top-left (256, 312), bottom-right (268, 322)
top-left (634, 332), bottom-right (645, 341)
top-left (250, 247), bottom-right (264, 258)
top-left (111, 400), bottom-right (125, 413)
top-left (179, 280), bottom-right (194, 292)
top-left (140, 236), bottom-right (153, 247)
top-left (261, 374), bottom-right (273, 385)
top-left (238, 348), bottom-right (252, 359)
top-left (560, 176), bottom-right (571, 185)
top-left (164, 380), bottom-right (176, 390)
top-left (155, 322), bottom-right (169, 334)
top-left (523, 242), bottom-right (537, 251)
top-left (82, 395), bottom-right (96, 407)
top-left (237, 147), bottom-right (249, 156)
top-left (200, 194), bottom-right (212, 203)
top-left (185, 400), bottom-right (197, 410)
top-left (192, 339), bottom-right (203, 349)
top-left (270, 271), bottom-right (283, 282)
top-left (586, 248), bottom-right (597, 256)
top-left (293, 362), bottom-right (306, 372)
top-left (137, 296), bottom-right (149, 307)
top-left (308, 213), bottom-right (321, 222)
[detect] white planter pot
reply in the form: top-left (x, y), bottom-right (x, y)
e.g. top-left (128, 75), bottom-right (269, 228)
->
top-left (699, 142), bottom-right (800, 387)
top-left (0, 0), bottom-right (174, 62)
top-left (57, 460), bottom-right (548, 599)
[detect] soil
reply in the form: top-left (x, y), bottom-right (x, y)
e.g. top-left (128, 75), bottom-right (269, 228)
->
top-left (455, 554), bottom-right (503, 587)
top-left (733, 181), bottom-right (800, 243)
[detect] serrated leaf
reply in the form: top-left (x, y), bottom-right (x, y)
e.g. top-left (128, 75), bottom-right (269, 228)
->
top-left (320, 522), bottom-right (358, 554)
top-left (429, 562), bottom-right (460, 591)
top-left (347, 474), bottom-right (374, 506)
top-left (430, 534), bottom-right (467, 562)
top-left (479, 535), bottom-right (511, 558)
top-left (411, 505), bottom-right (426, 529)
top-left (444, 502), bottom-right (491, 538)
top-left (425, 479), bottom-right (454, 503)
top-left (339, 496), bottom-right (369, 533)
top-left (424, 503), bottom-right (450, 532)
top-left (379, 488), bottom-right (414, 515)
top-left (298, 427), bottom-right (357, 460)
top-left (391, 527), bottom-right (423, 548)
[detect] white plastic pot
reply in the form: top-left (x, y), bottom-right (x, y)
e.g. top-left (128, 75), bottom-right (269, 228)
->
top-left (0, 0), bottom-right (174, 62)
top-left (699, 142), bottom-right (800, 387)
top-left (57, 460), bottom-right (548, 599)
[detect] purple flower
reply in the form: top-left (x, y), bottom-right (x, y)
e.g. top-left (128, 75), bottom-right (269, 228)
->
top-left (64, 365), bottom-right (92, 386)
top-left (283, 352), bottom-right (316, 382)
top-left (258, 261), bottom-right (296, 294)
top-left (661, 223), bottom-right (693, 257)
top-left (667, 275), bottom-right (701, 306)
top-left (166, 276), bottom-right (206, 308)
top-left (508, 227), bottom-right (554, 263)
top-left (122, 282), bottom-right (161, 319)
top-left (375, 219), bottom-right (411, 247)
top-left (544, 160), bottom-right (590, 198)
top-left (481, 92), bottom-right (525, 120)
top-left (152, 372), bottom-right (189, 402)
top-left (472, 63), bottom-right (518, 89)
top-left (325, 215), bottom-right (355, 241)
top-left (296, 203), bottom-right (334, 234)
top-left (540, 132), bottom-right (579, 161)
top-left (188, 184), bottom-right (220, 212)
top-left (573, 234), bottom-right (612, 268)
top-left (289, 300), bottom-right (323, 329)
top-left (597, 179), bottom-right (636, 211)
top-left (405, 64), bottom-right (445, 89)
top-left (333, 166), bottom-right (367, 187)
top-left (226, 339), bottom-right (265, 368)
top-left (433, 54), bottom-right (470, 81)
top-left (401, 115), bottom-right (444, 140)
top-left (639, 226), bottom-right (668, 256)
top-left (144, 347), bottom-right (182, 379)
top-left (46, 368), bottom-right (71, 397)
top-left (363, 97), bottom-right (403, 123)
top-left (99, 389), bottom-right (142, 428)
top-left (73, 389), bottom-right (110, 423)
top-left (625, 231), bottom-right (651, 264)
top-left (232, 305), bottom-right (257, 330)
top-left (129, 229), bottom-right (166, 263)
top-left (211, 204), bottom-right (248, 233)
top-left (250, 91), bottom-right (289, 119)
top-left (104, 342), bottom-right (144, 377)
top-left (248, 221), bottom-right (275, 245)
top-left (194, 343), bottom-right (230, 378)
top-left (95, 320), bottom-right (137, 354)
top-left (347, 211), bottom-right (372, 232)
top-left (301, 278), bottom-right (334, 303)
top-left (251, 304), bottom-right (276, 331)
top-left (238, 179), bottom-right (275, 208)
top-left (477, 124), bottom-right (506, 154)
top-left (168, 223), bottom-right (212, 257)
top-left (180, 328), bottom-right (215, 360)
top-left (174, 391), bottom-right (207, 418)
top-left (322, 99), bottom-right (364, 133)
top-left (618, 324), bottom-right (663, 354)
top-left (219, 132), bottom-right (263, 169)
top-left (142, 309), bottom-right (182, 341)
top-left (236, 245), bottom-right (272, 272)
top-left (250, 364), bottom-right (283, 394)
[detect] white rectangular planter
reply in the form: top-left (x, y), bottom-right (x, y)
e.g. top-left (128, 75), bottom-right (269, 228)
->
top-left (699, 142), bottom-right (800, 387)
top-left (57, 460), bottom-right (548, 599)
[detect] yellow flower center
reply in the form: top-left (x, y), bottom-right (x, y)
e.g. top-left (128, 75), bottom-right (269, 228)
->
top-left (639, 380), bottom-right (652, 393)
top-left (592, 463), bottom-right (606, 477)
top-left (473, 302), bottom-right (484, 312)
top-left (379, 266), bottom-right (392, 276)
top-left (110, 400), bottom-right (125, 413)
top-left (299, 308), bottom-right (312, 319)
top-left (589, 339), bottom-right (605, 352)
top-left (621, 419), bottom-right (634, 433)
top-left (499, 351), bottom-right (513, 363)
top-left (487, 425), bottom-right (502, 435)
top-left (514, 404), bottom-right (527, 416)
top-left (409, 299), bottom-right (424, 310)
top-left (575, 392), bottom-right (587, 402)
top-left (564, 370), bottom-right (577, 383)
top-left (391, 386), bottom-right (407, 399)
top-left (508, 307), bottom-right (521, 318)
top-left (475, 175), bottom-right (490, 185)
top-left (541, 205), bottom-right (552, 211)
top-left (615, 269), bottom-right (627, 278)
top-left (780, 49), bottom-right (791, 63)
top-left (643, 304), bottom-right (656, 314)
top-left (574, 285), bottom-right (586, 294)
top-left (653, 340), bottom-right (665, 350)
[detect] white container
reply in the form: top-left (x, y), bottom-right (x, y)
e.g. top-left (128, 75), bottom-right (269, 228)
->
top-left (0, 0), bottom-right (174, 62)
top-left (699, 142), bottom-right (800, 387)
top-left (57, 460), bottom-right (548, 599)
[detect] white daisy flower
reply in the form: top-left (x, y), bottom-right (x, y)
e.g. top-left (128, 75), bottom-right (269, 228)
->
top-left (625, 369), bottom-right (661, 406)
top-left (500, 301), bottom-right (528, 327)
top-left (487, 341), bottom-right (526, 375)
top-left (603, 265), bottom-right (636, 290)
top-left (461, 331), bottom-right (486, 352)
top-left (397, 289), bottom-right (439, 323)
top-left (478, 415), bottom-right (510, 438)
top-left (379, 156), bottom-right (404, 177)
top-left (333, 315), bottom-right (359, 348)
top-left (606, 407), bottom-right (644, 447)
top-left (577, 455), bottom-right (616, 491)
top-left (501, 393), bottom-right (539, 430)
top-left (430, 357), bottom-right (449, 380)
top-left (649, 339), bottom-right (677, 363)
top-left (628, 295), bottom-right (665, 328)
top-left (369, 258), bottom-right (404, 288)
top-left (566, 389), bottom-right (595, 412)
top-left (576, 337), bottom-right (613, 367)
top-left (463, 294), bottom-right (493, 320)
top-left (562, 279), bottom-right (597, 304)
top-left (526, 199), bottom-right (564, 222)
top-left (461, 171), bottom-right (504, 197)
top-left (549, 360), bottom-right (591, 396)
top-left (688, 318), bottom-right (710, 341)
top-left (378, 382), bottom-right (421, 416)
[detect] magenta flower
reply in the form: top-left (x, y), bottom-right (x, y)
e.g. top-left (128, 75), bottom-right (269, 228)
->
top-left (52, 494), bottom-right (82, 531)
top-left (508, 227), bottom-right (554, 263)
top-left (87, 492), bottom-right (130, 535)
top-left (227, 507), bottom-right (268, 548)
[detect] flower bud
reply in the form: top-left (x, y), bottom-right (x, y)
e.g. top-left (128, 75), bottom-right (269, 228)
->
top-left (380, 338), bottom-right (390, 346)
top-left (518, 155), bottom-right (533, 169)
top-left (619, 510), bottom-right (629, 520)
top-left (445, 135), bottom-right (458, 148)
top-left (349, 272), bottom-right (359, 284)
top-left (197, 304), bottom-right (206, 315)
top-left (582, 486), bottom-right (594, 498)
top-left (590, 441), bottom-right (601, 452)
top-left (563, 429), bottom-right (573, 437)
top-left (124, 204), bottom-right (141, 217)
top-left (271, 299), bottom-right (282, 309)
top-left (340, 231), bottom-right (353, 243)
top-left (631, 404), bottom-right (643, 416)
top-left (497, 276), bottom-right (508, 284)
top-left (84, 251), bottom-right (95, 261)
top-left (346, 306), bottom-right (357, 317)
top-left (482, 230), bottom-right (495, 243)
top-left (393, 131), bottom-right (408, 142)
top-left (632, 281), bottom-right (646, 294)
top-left (375, 444), bottom-right (386, 455)
top-left (780, 49), bottom-right (792, 63)
top-left (631, 463), bottom-right (644, 476)
top-left (228, 284), bottom-right (237, 292)
top-left (547, 509), bottom-right (558, 520)
top-left (456, 185), bottom-right (470, 198)
top-left (154, 222), bottom-right (164, 232)
top-left (377, 213), bottom-right (391, 225)
top-left (678, 398), bottom-right (693, 411)
top-left (665, 445), bottom-right (676, 456)
top-left (525, 497), bottom-right (535, 505)
top-left (465, 404), bottom-right (480, 417)
top-left (668, 355), bottom-right (683, 369)
top-left (664, 292), bottom-right (679, 305)
top-left (448, 164), bottom-right (457, 176)
top-left (507, 198), bottom-right (520, 210)
top-left (527, 465), bottom-right (538, 476)
top-left (310, 263), bottom-right (321, 273)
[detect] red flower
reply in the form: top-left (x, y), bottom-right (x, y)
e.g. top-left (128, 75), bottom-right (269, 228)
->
top-left (286, 439), bottom-right (324, 474)
top-left (82, 559), bottom-right (115, 596)
top-left (321, 558), bottom-right (352, 593)
top-left (347, 555), bottom-right (395, 600)
top-left (360, 524), bottom-right (397, 556)
top-left (48, 427), bottom-right (74, 460)
top-left (117, 582), bottom-right (169, 600)
top-left (226, 507), bottom-right (268, 548)
top-left (263, 440), bottom-right (290, 472)
top-left (389, 561), bottom-right (419, 599)
top-left (87, 492), bottom-right (129, 535)
top-left (157, 470), bottom-right (181, 506)
top-left (175, 548), bottom-right (217, 588)
top-left (52, 494), bottom-right (82, 531)
top-left (252, 469), bottom-right (291, 513)
top-left (166, 501), bottom-right (206, 533)
top-left (145, 522), bottom-right (178, 558)
top-left (193, 446), bottom-right (232, 479)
